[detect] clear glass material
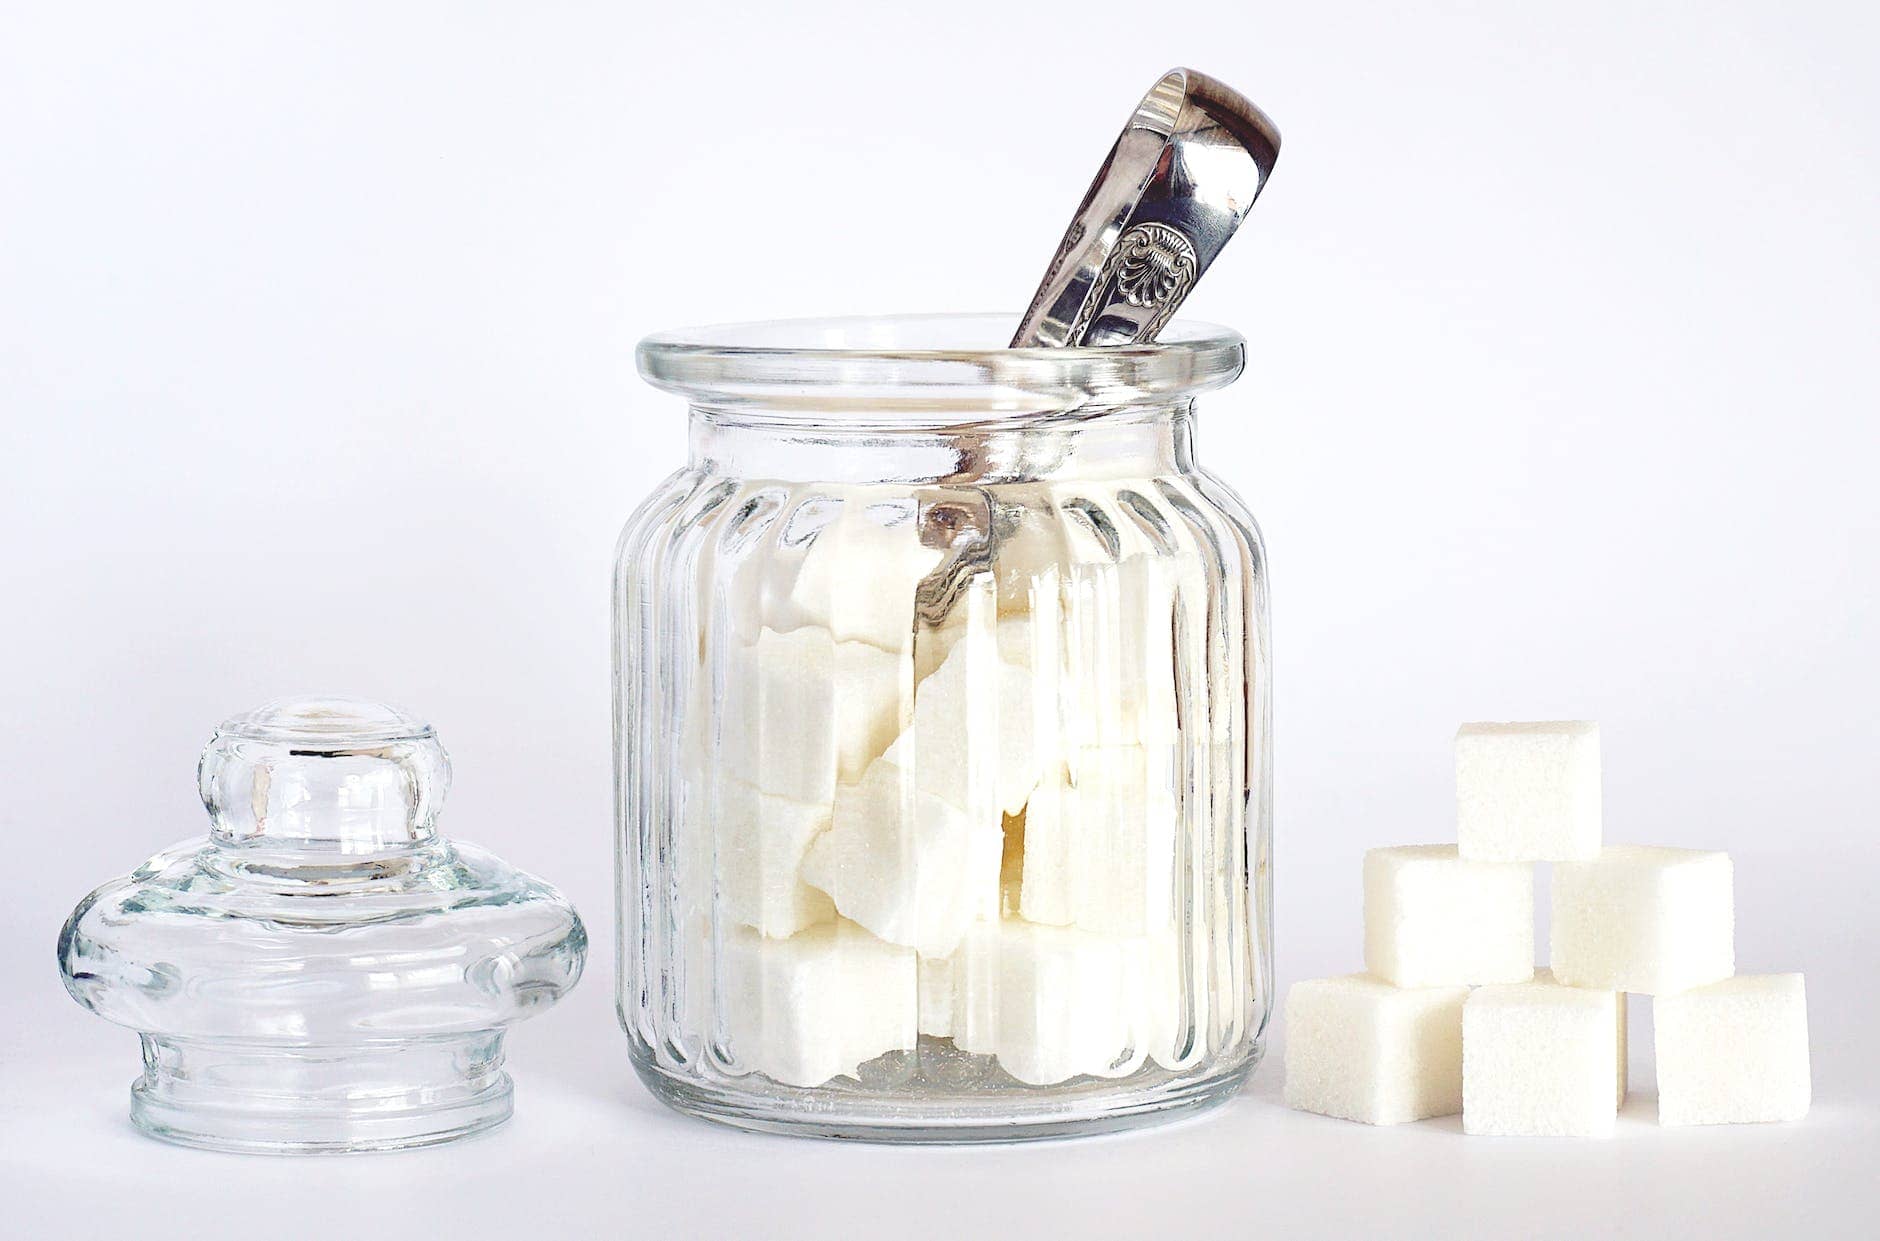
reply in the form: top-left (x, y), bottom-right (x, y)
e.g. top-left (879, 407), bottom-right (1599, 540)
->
top-left (58, 698), bottom-right (588, 1153)
top-left (617, 315), bottom-right (1271, 1141)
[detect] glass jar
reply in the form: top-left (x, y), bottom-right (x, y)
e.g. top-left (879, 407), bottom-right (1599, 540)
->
top-left (615, 315), bottom-right (1270, 1141)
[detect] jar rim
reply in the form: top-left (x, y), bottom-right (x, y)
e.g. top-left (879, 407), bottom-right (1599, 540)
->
top-left (635, 313), bottom-right (1245, 424)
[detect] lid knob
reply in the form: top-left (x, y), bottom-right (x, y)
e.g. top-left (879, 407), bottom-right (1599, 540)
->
top-left (197, 696), bottom-right (448, 850)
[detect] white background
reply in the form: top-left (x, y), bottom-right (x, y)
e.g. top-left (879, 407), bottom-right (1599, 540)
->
top-left (3, 2), bottom-right (1876, 1237)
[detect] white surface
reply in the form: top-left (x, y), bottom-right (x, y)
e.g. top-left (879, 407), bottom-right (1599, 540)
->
top-left (3, 2), bottom-right (1877, 1237)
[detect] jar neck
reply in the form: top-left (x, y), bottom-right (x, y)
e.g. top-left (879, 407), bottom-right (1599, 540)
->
top-left (685, 402), bottom-right (1196, 484)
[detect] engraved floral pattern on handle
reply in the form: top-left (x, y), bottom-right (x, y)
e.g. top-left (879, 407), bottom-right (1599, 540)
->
top-left (1116, 223), bottom-right (1198, 312)
top-left (1070, 222), bottom-right (1199, 344)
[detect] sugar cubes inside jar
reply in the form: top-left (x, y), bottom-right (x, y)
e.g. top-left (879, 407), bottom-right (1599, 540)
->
top-left (672, 487), bottom-right (1227, 1082)
top-left (616, 315), bottom-right (1270, 1141)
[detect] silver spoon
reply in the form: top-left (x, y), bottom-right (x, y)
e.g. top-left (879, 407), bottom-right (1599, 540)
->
top-left (1012, 68), bottom-right (1280, 348)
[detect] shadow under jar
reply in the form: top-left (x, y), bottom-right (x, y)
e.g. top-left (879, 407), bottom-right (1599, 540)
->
top-left (616, 315), bottom-right (1271, 1141)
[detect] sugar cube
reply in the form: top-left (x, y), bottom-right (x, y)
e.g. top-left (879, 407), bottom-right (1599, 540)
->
top-left (911, 571), bottom-right (991, 682)
top-left (1455, 721), bottom-right (1601, 861)
top-left (934, 921), bottom-right (1201, 1075)
top-left (800, 757), bottom-right (1003, 957)
top-left (717, 920), bottom-right (917, 1087)
top-left (1019, 747), bottom-right (1180, 937)
top-left (919, 609), bottom-right (1072, 774)
top-left (882, 633), bottom-right (1048, 818)
top-left (709, 499), bottom-right (803, 647)
top-left (1655, 974), bottom-right (1810, 1125)
top-left (783, 500), bottom-right (942, 651)
top-left (711, 780), bottom-right (836, 938)
top-left (1283, 974), bottom-right (1468, 1124)
top-left (672, 776), bottom-right (715, 923)
top-left (1015, 768), bottom-right (1080, 928)
top-left (720, 627), bottom-right (907, 805)
top-left (949, 919), bottom-right (1135, 1085)
top-left (1123, 927), bottom-right (1202, 1071)
top-left (1059, 557), bottom-right (1183, 748)
top-left (1363, 846), bottom-right (1534, 988)
top-left (917, 953), bottom-right (955, 1039)
top-left (1463, 970), bottom-right (1622, 1137)
top-left (1615, 992), bottom-right (1629, 1107)
top-left (989, 498), bottom-right (1071, 616)
top-left (1551, 845), bottom-right (1733, 994)
top-left (998, 609), bottom-right (1071, 761)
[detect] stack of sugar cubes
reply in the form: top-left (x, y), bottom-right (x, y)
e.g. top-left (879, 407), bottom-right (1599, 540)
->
top-left (1284, 721), bottom-right (1810, 1134)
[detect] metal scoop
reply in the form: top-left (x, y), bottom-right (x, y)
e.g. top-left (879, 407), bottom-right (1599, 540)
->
top-left (1012, 68), bottom-right (1280, 348)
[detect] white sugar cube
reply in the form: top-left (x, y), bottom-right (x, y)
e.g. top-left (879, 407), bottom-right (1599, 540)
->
top-left (926, 919), bottom-right (1186, 1079)
top-left (991, 604), bottom-right (1061, 671)
top-left (1016, 767), bottom-right (1079, 928)
top-left (911, 571), bottom-right (994, 683)
top-left (1363, 846), bottom-right (1534, 988)
top-left (1123, 927), bottom-right (1202, 1071)
top-left (989, 500), bottom-right (1071, 616)
top-left (1455, 721), bottom-right (1602, 861)
top-left (784, 500), bottom-right (943, 651)
top-left (917, 599), bottom-right (1067, 733)
top-left (1060, 557), bottom-right (1183, 748)
top-left (1463, 971), bottom-right (1622, 1137)
top-left (1615, 992), bottom-right (1630, 1107)
top-left (1551, 845), bottom-right (1733, 994)
top-left (1655, 974), bottom-right (1810, 1125)
top-left (800, 758), bottom-right (1003, 958)
top-left (1000, 609), bottom-right (1075, 774)
top-left (991, 611), bottom-right (1065, 779)
top-left (1283, 974), bottom-right (1468, 1125)
top-left (949, 920), bottom-right (1134, 1085)
top-left (917, 953), bottom-right (955, 1039)
top-left (1019, 747), bottom-right (1180, 937)
top-left (711, 780), bottom-right (836, 938)
top-left (672, 776), bottom-right (715, 924)
top-left (718, 921), bottom-right (917, 1087)
top-left (882, 633), bottom-right (1048, 818)
top-left (932, 546), bottom-right (1215, 753)
top-left (721, 627), bottom-right (907, 805)
top-left (709, 505), bottom-right (803, 647)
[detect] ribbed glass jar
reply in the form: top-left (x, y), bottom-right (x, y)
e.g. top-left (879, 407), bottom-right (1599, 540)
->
top-left (615, 315), bottom-right (1270, 1141)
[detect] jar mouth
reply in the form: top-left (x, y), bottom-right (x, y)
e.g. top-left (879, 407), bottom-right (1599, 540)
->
top-left (635, 313), bottom-right (1245, 426)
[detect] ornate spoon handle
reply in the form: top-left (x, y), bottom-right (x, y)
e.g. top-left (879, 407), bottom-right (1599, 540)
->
top-left (1011, 68), bottom-right (1280, 348)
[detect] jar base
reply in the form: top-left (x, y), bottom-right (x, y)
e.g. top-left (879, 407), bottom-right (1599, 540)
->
top-left (128, 1033), bottom-right (514, 1155)
top-left (632, 1041), bottom-right (1261, 1144)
